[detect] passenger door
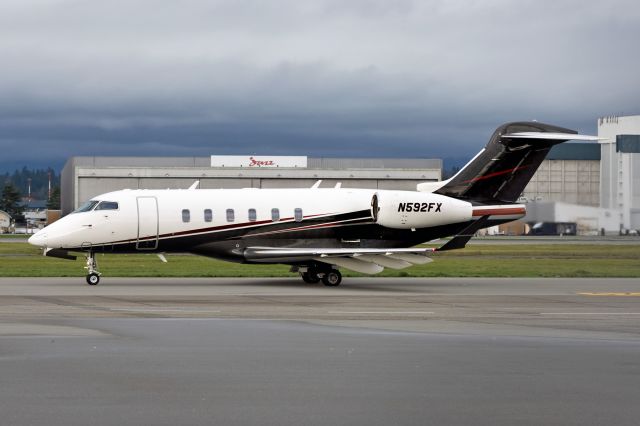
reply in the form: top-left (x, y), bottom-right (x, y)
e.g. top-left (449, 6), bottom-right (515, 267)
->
top-left (136, 197), bottom-right (159, 250)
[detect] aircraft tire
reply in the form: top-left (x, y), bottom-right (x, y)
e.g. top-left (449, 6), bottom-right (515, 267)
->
top-left (322, 270), bottom-right (342, 287)
top-left (301, 271), bottom-right (320, 284)
top-left (86, 273), bottom-right (100, 285)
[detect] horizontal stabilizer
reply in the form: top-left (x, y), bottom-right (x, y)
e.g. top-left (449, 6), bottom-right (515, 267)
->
top-left (501, 132), bottom-right (601, 141)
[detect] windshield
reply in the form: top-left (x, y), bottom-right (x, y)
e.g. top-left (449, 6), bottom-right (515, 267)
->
top-left (73, 200), bottom-right (99, 213)
top-left (95, 201), bottom-right (119, 211)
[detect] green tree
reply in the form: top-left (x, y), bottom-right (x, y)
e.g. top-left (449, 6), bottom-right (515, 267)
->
top-left (0, 167), bottom-right (60, 200)
top-left (1, 183), bottom-right (23, 220)
top-left (47, 186), bottom-right (61, 210)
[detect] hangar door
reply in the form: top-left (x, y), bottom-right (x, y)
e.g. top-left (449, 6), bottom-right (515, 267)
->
top-left (136, 197), bottom-right (159, 250)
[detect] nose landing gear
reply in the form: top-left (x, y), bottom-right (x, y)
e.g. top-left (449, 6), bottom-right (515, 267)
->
top-left (85, 252), bottom-right (101, 285)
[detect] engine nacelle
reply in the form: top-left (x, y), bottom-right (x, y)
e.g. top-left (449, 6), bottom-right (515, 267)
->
top-left (371, 190), bottom-right (472, 229)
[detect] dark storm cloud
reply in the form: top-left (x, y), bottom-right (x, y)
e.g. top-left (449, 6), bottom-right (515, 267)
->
top-left (0, 0), bottom-right (639, 170)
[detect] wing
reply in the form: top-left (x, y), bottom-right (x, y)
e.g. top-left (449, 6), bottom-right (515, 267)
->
top-left (244, 247), bottom-right (435, 274)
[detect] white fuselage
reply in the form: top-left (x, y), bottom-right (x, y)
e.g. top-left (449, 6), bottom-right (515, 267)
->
top-left (29, 187), bottom-right (497, 254)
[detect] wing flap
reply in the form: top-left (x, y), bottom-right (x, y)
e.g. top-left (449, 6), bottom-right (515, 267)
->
top-left (315, 257), bottom-right (384, 274)
top-left (386, 253), bottom-right (434, 265)
top-left (244, 246), bottom-right (435, 274)
top-left (245, 247), bottom-right (435, 259)
top-left (356, 254), bottom-right (412, 270)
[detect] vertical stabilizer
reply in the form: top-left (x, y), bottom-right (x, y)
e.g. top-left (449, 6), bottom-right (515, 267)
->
top-left (435, 122), bottom-right (596, 203)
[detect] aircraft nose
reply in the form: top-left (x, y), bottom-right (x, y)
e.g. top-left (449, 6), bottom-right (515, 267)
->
top-left (28, 231), bottom-right (47, 247)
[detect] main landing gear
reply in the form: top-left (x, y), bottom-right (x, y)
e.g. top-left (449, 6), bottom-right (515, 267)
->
top-left (299, 266), bottom-right (342, 287)
top-left (322, 270), bottom-right (342, 287)
top-left (85, 252), bottom-right (101, 285)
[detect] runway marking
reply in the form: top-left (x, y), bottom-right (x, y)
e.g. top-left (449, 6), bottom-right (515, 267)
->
top-left (328, 311), bottom-right (434, 315)
top-left (578, 292), bottom-right (640, 297)
top-left (541, 312), bottom-right (640, 316)
top-left (109, 308), bottom-right (222, 313)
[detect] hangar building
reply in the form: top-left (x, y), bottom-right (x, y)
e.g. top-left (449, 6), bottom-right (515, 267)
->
top-left (61, 155), bottom-right (442, 215)
top-left (520, 114), bottom-right (640, 234)
top-left (598, 114), bottom-right (640, 231)
top-left (521, 143), bottom-right (601, 206)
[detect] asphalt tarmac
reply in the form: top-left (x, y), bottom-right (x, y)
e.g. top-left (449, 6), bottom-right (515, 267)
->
top-left (1, 277), bottom-right (640, 425)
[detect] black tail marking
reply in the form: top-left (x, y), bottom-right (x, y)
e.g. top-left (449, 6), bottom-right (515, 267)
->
top-left (435, 121), bottom-right (577, 203)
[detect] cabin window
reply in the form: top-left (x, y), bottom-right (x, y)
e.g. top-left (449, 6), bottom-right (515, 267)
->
top-left (248, 208), bottom-right (257, 222)
top-left (271, 208), bottom-right (280, 221)
top-left (182, 209), bottom-right (190, 223)
top-left (226, 209), bottom-right (235, 222)
top-left (204, 209), bottom-right (213, 222)
top-left (73, 200), bottom-right (99, 213)
top-left (95, 201), bottom-right (119, 211)
top-left (294, 208), bottom-right (303, 222)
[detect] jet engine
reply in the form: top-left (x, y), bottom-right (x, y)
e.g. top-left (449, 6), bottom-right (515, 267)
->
top-left (371, 190), bottom-right (472, 229)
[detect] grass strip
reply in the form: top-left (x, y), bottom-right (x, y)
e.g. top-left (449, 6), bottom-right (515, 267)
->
top-left (1, 242), bottom-right (639, 278)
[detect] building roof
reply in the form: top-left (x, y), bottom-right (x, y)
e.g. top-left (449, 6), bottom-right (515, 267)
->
top-left (63, 156), bottom-right (442, 170)
top-left (20, 199), bottom-right (47, 209)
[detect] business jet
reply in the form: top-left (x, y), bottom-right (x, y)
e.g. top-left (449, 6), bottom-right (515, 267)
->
top-left (28, 121), bottom-right (599, 286)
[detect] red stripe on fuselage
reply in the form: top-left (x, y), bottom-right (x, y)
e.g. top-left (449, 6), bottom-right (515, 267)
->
top-left (472, 207), bottom-right (526, 216)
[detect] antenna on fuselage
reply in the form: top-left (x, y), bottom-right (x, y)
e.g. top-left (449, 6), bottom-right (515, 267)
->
top-left (188, 180), bottom-right (200, 190)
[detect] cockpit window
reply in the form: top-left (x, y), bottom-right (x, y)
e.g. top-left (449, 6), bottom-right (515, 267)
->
top-left (73, 200), bottom-right (99, 213)
top-left (95, 201), bottom-right (119, 211)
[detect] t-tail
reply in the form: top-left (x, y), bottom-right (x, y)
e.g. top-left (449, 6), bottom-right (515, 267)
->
top-left (433, 121), bottom-right (599, 204)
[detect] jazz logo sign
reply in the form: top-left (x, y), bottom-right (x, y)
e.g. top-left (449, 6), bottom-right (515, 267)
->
top-left (211, 156), bottom-right (308, 168)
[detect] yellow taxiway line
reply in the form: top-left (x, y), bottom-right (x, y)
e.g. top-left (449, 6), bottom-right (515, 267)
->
top-left (579, 292), bottom-right (640, 297)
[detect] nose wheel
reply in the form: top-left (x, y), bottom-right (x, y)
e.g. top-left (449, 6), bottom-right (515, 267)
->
top-left (84, 252), bottom-right (101, 285)
top-left (86, 273), bottom-right (100, 285)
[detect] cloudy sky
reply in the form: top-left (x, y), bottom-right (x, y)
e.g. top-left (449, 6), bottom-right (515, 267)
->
top-left (1, 0), bottom-right (638, 171)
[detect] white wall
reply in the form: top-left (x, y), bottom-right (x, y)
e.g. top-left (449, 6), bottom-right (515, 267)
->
top-left (598, 115), bottom-right (640, 230)
top-left (523, 159), bottom-right (599, 206)
top-left (524, 201), bottom-right (620, 234)
top-left (0, 211), bottom-right (11, 229)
